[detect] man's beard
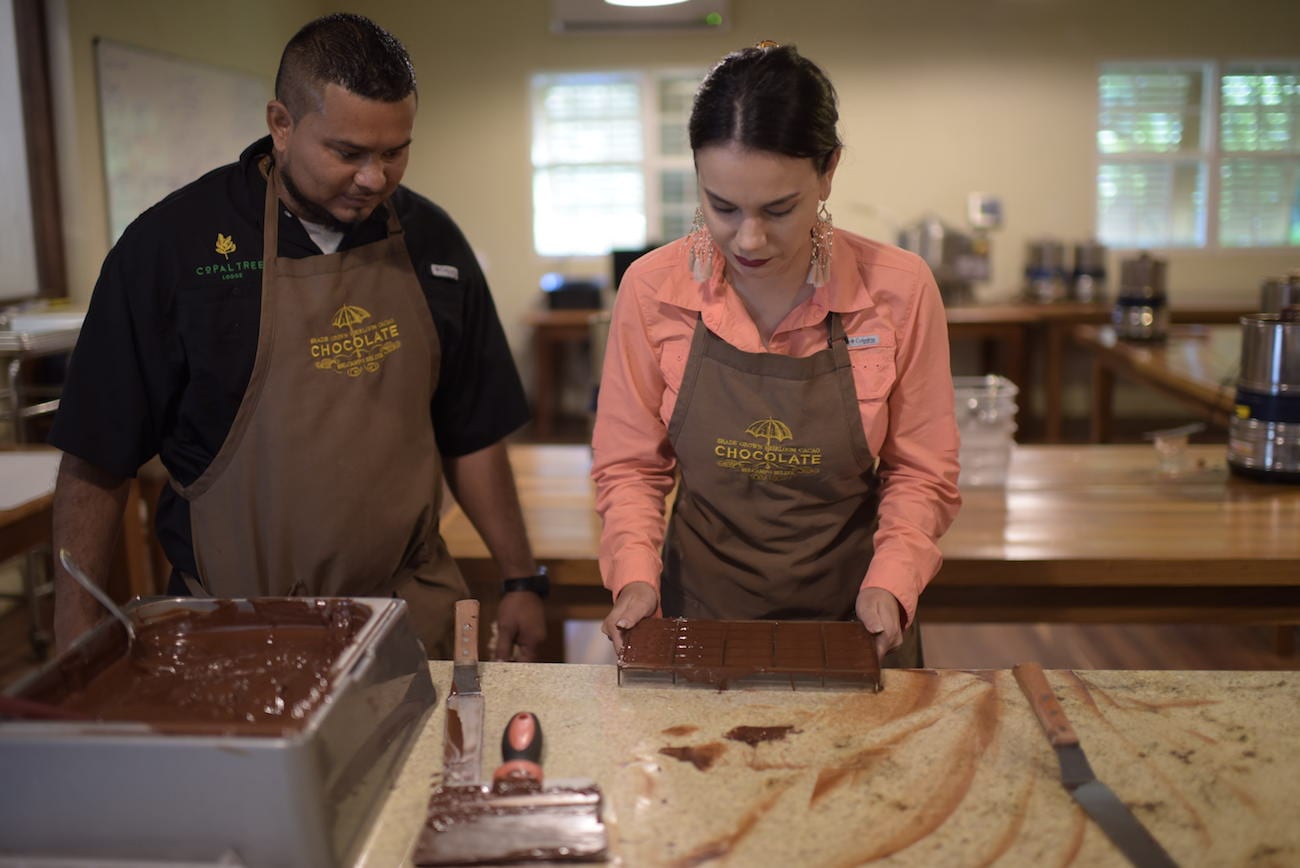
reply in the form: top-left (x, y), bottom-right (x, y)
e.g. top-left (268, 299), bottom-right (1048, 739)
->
top-left (277, 164), bottom-right (358, 233)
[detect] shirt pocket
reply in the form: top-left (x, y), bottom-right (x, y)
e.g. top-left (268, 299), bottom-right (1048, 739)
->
top-left (848, 336), bottom-right (898, 402)
top-left (657, 334), bottom-right (692, 396)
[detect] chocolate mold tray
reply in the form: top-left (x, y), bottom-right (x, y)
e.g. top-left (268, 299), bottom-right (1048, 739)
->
top-left (617, 618), bottom-right (881, 691)
top-left (0, 596), bottom-right (435, 868)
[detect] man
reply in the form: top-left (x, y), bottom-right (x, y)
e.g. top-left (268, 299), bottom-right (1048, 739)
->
top-left (49, 13), bottom-right (546, 660)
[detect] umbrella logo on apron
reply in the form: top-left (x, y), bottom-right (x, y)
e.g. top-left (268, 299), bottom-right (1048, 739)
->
top-left (309, 304), bottom-right (403, 377)
top-left (714, 416), bottom-right (823, 482)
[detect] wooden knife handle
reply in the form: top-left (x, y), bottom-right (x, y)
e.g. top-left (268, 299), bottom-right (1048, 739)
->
top-left (454, 598), bottom-right (480, 666)
top-left (1013, 662), bottom-right (1080, 748)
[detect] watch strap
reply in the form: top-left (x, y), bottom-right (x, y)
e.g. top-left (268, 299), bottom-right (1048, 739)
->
top-left (502, 566), bottom-right (549, 599)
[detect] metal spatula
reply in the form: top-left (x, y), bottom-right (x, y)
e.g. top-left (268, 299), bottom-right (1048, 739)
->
top-left (58, 548), bottom-right (135, 647)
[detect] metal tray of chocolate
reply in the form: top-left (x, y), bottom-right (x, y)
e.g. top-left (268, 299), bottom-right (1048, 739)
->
top-left (616, 618), bottom-right (882, 692)
top-left (0, 596), bottom-right (436, 868)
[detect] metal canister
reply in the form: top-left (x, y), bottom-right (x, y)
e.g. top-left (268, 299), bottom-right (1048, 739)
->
top-left (1023, 239), bottom-right (1068, 303)
top-left (1071, 240), bottom-right (1108, 302)
top-left (1260, 273), bottom-right (1300, 314)
top-left (1112, 252), bottom-right (1169, 341)
top-left (1227, 313), bottom-right (1300, 482)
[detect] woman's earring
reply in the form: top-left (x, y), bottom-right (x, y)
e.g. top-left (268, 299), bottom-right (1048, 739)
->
top-left (810, 201), bottom-right (834, 287)
top-left (687, 207), bottom-right (714, 282)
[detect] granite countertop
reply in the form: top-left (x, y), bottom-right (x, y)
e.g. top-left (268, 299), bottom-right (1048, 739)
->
top-left (356, 664), bottom-right (1300, 867)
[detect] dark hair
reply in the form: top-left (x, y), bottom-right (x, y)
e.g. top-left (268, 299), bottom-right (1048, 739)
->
top-left (275, 13), bottom-right (416, 118)
top-left (688, 43), bottom-right (841, 173)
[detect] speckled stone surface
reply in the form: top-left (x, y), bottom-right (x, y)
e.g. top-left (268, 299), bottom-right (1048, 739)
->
top-left (356, 664), bottom-right (1300, 867)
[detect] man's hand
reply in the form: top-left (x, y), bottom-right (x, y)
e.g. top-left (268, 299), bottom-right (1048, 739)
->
top-left (601, 581), bottom-right (658, 654)
top-left (855, 586), bottom-right (905, 663)
top-left (494, 590), bottom-right (547, 662)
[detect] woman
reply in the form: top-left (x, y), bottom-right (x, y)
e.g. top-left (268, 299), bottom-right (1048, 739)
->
top-left (591, 42), bottom-right (960, 666)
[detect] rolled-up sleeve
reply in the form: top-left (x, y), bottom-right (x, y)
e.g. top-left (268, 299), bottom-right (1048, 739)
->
top-left (590, 279), bottom-right (679, 599)
top-left (863, 264), bottom-right (962, 625)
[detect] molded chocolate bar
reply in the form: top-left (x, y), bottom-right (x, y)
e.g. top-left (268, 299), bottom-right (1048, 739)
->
top-left (617, 618), bottom-right (881, 691)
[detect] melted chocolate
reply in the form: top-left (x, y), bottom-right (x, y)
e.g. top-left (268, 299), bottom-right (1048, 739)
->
top-left (618, 618), bottom-right (881, 690)
top-left (724, 725), bottom-right (799, 747)
top-left (26, 599), bottom-right (370, 735)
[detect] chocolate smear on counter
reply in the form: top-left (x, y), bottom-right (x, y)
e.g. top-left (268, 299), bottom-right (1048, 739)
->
top-left (23, 599), bottom-right (370, 736)
top-left (724, 725), bottom-right (799, 747)
top-left (660, 742), bottom-right (726, 771)
top-left (662, 724), bottom-right (699, 737)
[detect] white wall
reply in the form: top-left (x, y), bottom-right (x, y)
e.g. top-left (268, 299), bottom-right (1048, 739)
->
top-left (52, 0), bottom-right (1300, 375)
top-left (0, 0), bottom-right (40, 300)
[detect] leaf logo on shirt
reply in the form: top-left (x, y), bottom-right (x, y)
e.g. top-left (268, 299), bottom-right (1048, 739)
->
top-left (215, 233), bottom-right (237, 260)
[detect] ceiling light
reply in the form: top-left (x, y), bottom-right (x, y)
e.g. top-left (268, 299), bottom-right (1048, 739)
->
top-left (604, 0), bottom-right (691, 7)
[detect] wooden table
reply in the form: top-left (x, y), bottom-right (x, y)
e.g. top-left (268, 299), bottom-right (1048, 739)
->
top-left (1, 449), bottom-right (156, 657)
top-left (442, 443), bottom-right (1300, 659)
top-left (947, 302), bottom-right (1250, 442)
top-left (0, 450), bottom-right (62, 655)
top-left (1073, 323), bottom-right (1240, 443)
top-left (356, 663), bottom-right (1300, 867)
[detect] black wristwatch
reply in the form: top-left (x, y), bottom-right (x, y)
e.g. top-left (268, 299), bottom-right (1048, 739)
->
top-left (502, 565), bottom-right (550, 599)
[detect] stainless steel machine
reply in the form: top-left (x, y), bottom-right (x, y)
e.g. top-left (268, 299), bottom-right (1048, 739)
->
top-left (1112, 252), bottom-right (1170, 342)
top-left (1228, 311), bottom-right (1300, 482)
top-left (897, 215), bottom-right (991, 306)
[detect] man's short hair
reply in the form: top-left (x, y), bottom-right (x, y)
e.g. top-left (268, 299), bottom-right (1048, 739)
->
top-left (274, 13), bottom-right (416, 119)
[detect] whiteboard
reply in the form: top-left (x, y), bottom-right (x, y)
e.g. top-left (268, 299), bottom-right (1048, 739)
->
top-left (94, 39), bottom-right (270, 243)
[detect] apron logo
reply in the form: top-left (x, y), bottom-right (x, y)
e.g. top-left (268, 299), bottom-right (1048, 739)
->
top-left (309, 304), bottom-right (403, 377)
top-left (215, 233), bottom-right (236, 259)
top-left (714, 416), bottom-right (823, 482)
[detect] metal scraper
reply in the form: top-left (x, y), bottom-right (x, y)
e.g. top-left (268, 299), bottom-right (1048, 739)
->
top-left (1013, 663), bottom-right (1179, 868)
top-left (415, 711), bottom-right (608, 865)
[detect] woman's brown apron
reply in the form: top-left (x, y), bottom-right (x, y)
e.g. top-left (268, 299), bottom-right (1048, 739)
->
top-left (172, 162), bottom-right (465, 654)
top-left (663, 313), bottom-right (921, 667)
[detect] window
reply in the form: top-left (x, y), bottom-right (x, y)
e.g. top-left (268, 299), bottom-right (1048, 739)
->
top-left (531, 69), bottom-right (702, 257)
top-left (1097, 61), bottom-right (1300, 249)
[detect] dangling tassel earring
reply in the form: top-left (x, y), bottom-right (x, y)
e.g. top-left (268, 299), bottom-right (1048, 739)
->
top-left (687, 206), bottom-right (714, 282)
top-left (809, 201), bottom-right (834, 287)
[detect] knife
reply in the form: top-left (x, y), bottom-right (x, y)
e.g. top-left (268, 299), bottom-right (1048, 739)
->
top-left (1013, 663), bottom-right (1179, 868)
top-left (442, 599), bottom-right (484, 786)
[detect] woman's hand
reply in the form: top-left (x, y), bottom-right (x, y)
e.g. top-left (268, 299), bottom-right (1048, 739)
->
top-left (855, 587), bottom-right (904, 662)
top-left (601, 581), bottom-right (659, 654)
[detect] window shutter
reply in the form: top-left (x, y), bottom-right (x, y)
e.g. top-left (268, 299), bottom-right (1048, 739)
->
top-left (1096, 64), bottom-right (1207, 247)
top-left (1219, 64), bottom-right (1300, 247)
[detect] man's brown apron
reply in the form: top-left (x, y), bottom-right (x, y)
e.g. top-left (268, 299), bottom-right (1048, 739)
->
top-left (663, 313), bottom-right (921, 667)
top-left (172, 161), bottom-right (466, 655)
